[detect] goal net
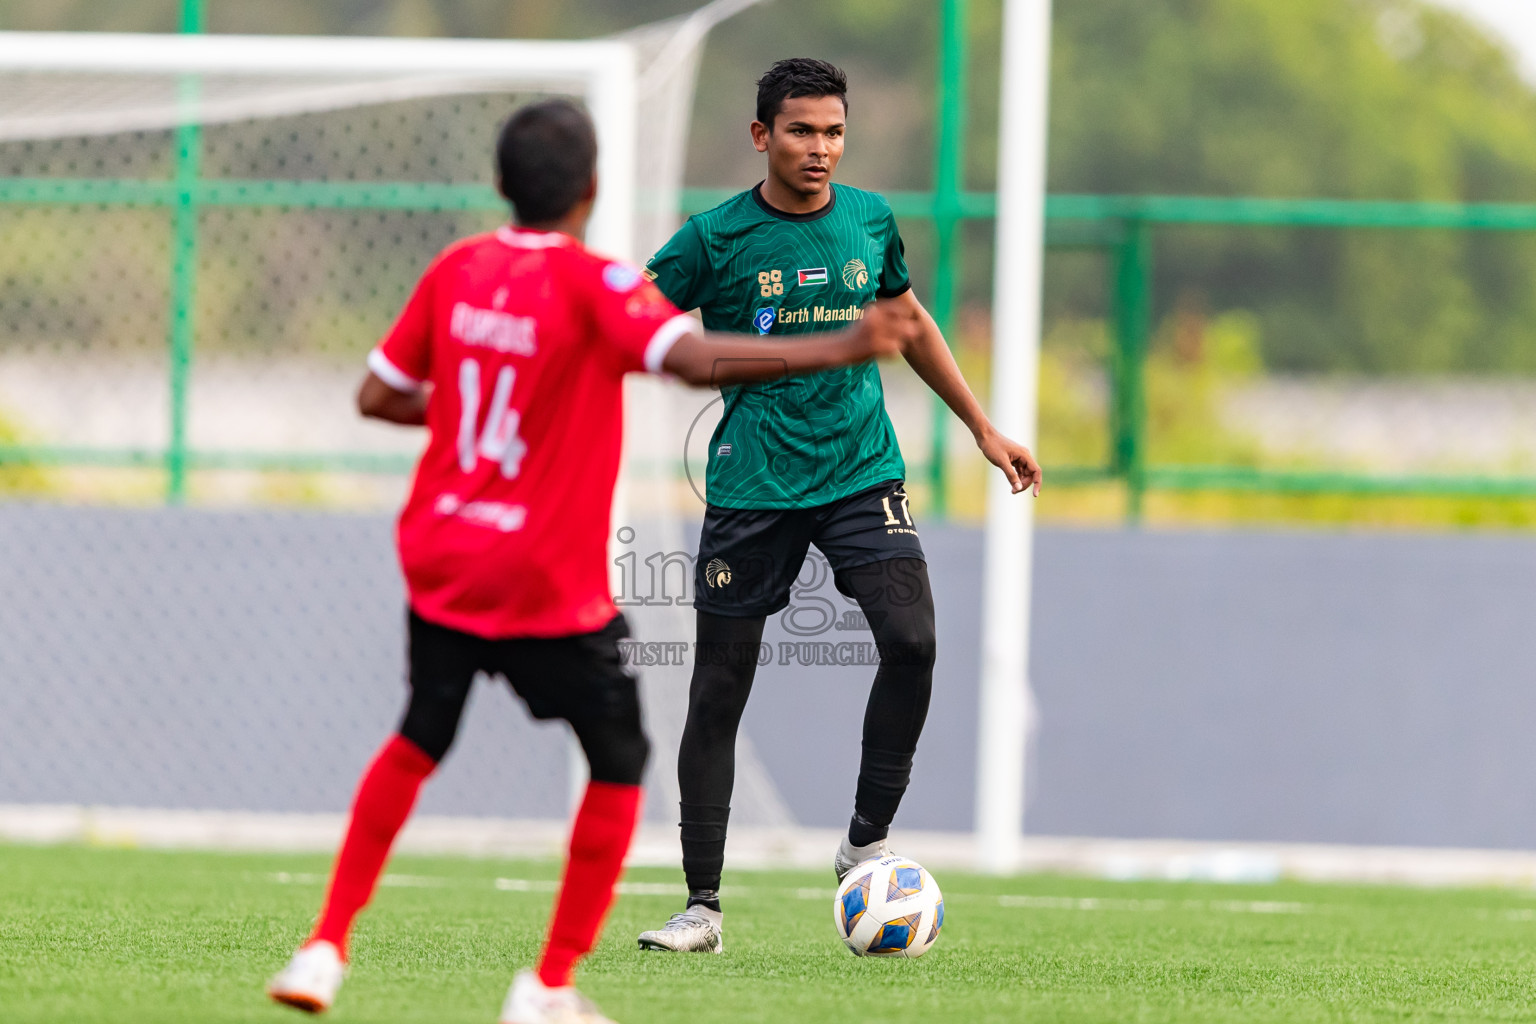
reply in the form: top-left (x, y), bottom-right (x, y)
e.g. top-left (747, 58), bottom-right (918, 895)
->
top-left (0, 2), bottom-right (793, 835)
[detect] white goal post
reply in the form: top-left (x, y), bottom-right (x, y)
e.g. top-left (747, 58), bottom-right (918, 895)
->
top-left (977, 0), bottom-right (1053, 874)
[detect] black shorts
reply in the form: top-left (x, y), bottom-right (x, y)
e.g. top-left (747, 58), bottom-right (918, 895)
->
top-left (407, 610), bottom-right (640, 726)
top-left (694, 478), bottom-right (925, 617)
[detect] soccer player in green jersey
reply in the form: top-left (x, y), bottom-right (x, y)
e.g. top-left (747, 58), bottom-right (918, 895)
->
top-left (636, 58), bottom-right (1042, 954)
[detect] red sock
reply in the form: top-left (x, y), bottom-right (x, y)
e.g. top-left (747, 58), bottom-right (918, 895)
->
top-left (311, 734), bottom-right (437, 957)
top-left (537, 781), bottom-right (644, 988)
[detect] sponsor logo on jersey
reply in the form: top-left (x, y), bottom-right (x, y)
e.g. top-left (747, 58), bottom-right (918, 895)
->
top-left (705, 558), bottom-right (733, 588)
top-left (775, 304), bottom-right (866, 326)
top-left (450, 302), bottom-right (537, 356)
top-left (757, 269), bottom-right (785, 298)
top-left (798, 267), bottom-right (828, 286)
top-left (602, 262), bottom-right (643, 293)
top-left (754, 306), bottom-right (777, 334)
top-left (433, 493), bottom-right (527, 533)
top-left (717, 443), bottom-right (733, 457)
top-left (842, 258), bottom-right (869, 290)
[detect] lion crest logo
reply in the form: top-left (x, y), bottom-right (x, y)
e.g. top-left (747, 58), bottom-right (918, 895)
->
top-left (705, 558), bottom-right (733, 588)
top-left (842, 258), bottom-right (869, 290)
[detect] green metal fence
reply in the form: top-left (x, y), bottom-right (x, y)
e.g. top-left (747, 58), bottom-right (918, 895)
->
top-left (7, 0), bottom-right (1536, 520)
top-left (686, 189), bottom-right (1536, 521)
top-left (15, 176), bottom-right (1536, 518)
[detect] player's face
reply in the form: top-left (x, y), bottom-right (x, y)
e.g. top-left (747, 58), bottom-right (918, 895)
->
top-left (752, 95), bottom-right (846, 198)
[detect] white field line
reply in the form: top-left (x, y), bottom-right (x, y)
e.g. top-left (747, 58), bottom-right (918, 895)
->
top-left (15, 805), bottom-right (1536, 890)
top-left (997, 895), bottom-right (1308, 914)
top-left (262, 872), bottom-right (1316, 914)
top-left (1472, 907), bottom-right (1536, 922)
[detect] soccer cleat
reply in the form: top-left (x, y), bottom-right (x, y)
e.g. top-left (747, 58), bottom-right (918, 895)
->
top-left (835, 834), bottom-right (893, 883)
top-left (499, 969), bottom-right (617, 1024)
top-left (635, 905), bottom-right (724, 953)
top-left (266, 939), bottom-right (346, 1014)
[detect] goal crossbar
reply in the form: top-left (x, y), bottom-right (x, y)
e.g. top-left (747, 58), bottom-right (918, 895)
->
top-left (0, 32), bottom-right (630, 80)
top-left (0, 31), bottom-right (638, 259)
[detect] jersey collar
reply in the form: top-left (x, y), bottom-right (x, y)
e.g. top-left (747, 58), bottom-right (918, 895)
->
top-left (496, 226), bottom-right (575, 249)
top-left (751, 181), bottom-right (837, 223)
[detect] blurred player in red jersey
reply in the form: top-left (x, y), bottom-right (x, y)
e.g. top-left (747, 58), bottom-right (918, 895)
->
top-left (264, 99), bottom-right (917, 1024)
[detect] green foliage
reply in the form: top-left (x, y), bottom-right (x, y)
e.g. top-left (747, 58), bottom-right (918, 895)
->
top-left (1033, 309), bottom-right (1266, 473)
top-left (0, 408), bottom-right (52, 495)
top-left (1050, 0), bottom-right (1536, 373)
top-left (1036, 320), bottom-right (1112, 471)
top-left (1144, 311), bottom-right (1267, 467)
top-left (1025, 313), bottom-right (1536, 529)
top-left (11, 0), bottom-right (1536, 375)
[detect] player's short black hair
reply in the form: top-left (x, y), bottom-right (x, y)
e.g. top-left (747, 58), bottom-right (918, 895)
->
top-left (495, 98), bottom-right (598, 225)
top-left (755, 58), bottom-right (848, 129)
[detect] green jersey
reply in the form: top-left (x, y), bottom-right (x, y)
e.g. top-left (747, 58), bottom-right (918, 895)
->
top-left (645, 183), bottom-right (911, 509)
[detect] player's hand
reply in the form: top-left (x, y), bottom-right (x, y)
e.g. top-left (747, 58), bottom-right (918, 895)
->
top-left (977, 428), bottom-right (1042, 496)
top-left (858, 299), bottom-right (922, 359)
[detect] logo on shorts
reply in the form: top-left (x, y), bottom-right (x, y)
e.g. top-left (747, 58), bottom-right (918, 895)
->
top-left (842, 258), bottom-right (869, 290)
top-left (705, 558), bottom-right (733, 588)
top-left (753, 307), bottom-right (777, 335)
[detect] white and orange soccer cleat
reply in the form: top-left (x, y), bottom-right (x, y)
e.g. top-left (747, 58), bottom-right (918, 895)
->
top-left (266, 939), bottom-right (346, 1014)
top-left (499, 969), bottom-right (618, 1024)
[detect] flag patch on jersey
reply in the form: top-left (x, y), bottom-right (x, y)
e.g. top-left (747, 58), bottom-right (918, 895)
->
top-left (798, 267), bottom-right (828, 286)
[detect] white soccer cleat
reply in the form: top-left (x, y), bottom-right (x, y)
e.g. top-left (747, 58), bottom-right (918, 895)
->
top-left (499, 969), bottom-right (617, 1024)
top-left (635, 905), bottom-right (724, 953)
top-left (835, 834), bottom-right (893, 883)
top-left (266, 939), bottom-right (345, 1014)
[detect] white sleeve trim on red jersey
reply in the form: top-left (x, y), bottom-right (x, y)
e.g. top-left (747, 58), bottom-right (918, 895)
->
top-left (367, 347), bottom-right (425, 394)
top-left (643, 314), bottom-right (699, 375)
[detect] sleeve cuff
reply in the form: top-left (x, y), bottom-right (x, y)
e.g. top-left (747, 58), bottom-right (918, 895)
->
top-left (367, 347), bottom-right (425, 393)
top-left (642, 314), bottom-right (698, 374)
top-left (875, 281), bottom-right (913, 299)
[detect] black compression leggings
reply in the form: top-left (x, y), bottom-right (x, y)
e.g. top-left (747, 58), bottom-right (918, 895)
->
top-left (677, 557), bottom-right (936, 893)
top-left (397, 614), bottom-right (650, 787)
top-left (399, 680), bottom-right (649, 786)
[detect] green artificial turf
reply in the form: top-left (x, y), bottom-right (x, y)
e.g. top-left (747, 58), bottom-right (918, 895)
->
top-left (3, 842), bottom-right (1536, 1023)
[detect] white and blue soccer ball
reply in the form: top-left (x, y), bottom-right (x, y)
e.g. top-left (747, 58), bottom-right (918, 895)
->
top-left (832, 854), bottom-right (944, 958)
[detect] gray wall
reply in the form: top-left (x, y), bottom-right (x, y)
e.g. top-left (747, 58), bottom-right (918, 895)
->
top-left (4, 504), bottom-right (1536, 848)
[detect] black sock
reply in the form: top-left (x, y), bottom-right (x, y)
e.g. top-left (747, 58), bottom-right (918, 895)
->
top-left (679, 802), bottom-right (731, 893)
top-left (686, 888), bottom-right (722, 913)
top-left (847, 811), bottom-right (888, 849)
top-left (838, 558), bottom-right (936, 853)
top-left (853, 745), bottom-right (915, 840)
top-left (676, 612), bottom-right (764, 899)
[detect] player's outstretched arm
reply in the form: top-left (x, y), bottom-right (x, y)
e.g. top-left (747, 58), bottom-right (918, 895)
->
top-left (888, 289), bottom-right (1043, 496)
top-left (661, 299), bottom-right (918, 389)
top-left (357, 372), bottom-right (428, 425)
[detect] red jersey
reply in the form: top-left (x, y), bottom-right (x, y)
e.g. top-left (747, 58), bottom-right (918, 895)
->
top-left (368, 227), bottom-right (691, 639)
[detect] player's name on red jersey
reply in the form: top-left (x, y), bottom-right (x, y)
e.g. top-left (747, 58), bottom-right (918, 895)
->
top-left (371, 226), bottom-right (692, 640)
top-left (449, 301), bottom-right (537, 357)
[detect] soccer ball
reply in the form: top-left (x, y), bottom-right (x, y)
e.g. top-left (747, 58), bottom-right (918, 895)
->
top-left (832, 854), bottom-right (944, 958)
